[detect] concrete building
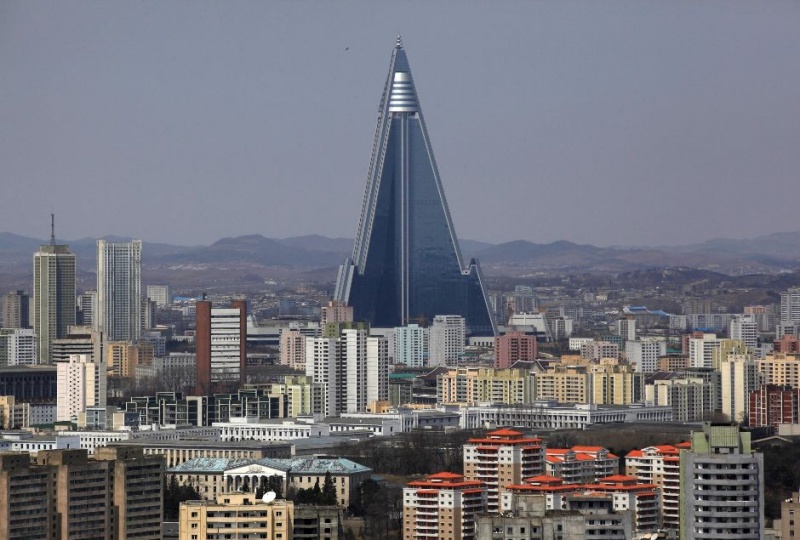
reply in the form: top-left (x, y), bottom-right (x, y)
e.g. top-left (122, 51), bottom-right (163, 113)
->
top-left (774, 334), bottom-right (800, 354)
top-left (580, 341), bottom-right (619, 362)
top-left (195, 299), bottom-right (247, 393)
top-left (107, 340), bottom-right (154, 378)
top-left (76, 289), bottom-right (97, 327)
top-left (145, 284), bottom-right (171, 308)
top-left (495, 331), bottom-right (537, 369)
top-left (730, 315), bottom-right (759, 351)
top-left (625, 338), bottom-right (666, 373)
top-left (0, 452), bottom-right (57, 540)
top-left (781, 287), bottom-right (800, 324)
top-left (616, 317), bottom-right (636, 342)
top-left (781, 489), bottom-right (800, 540)
top-left (0, 328), bottom-right (37, 366)
top-left (463, 428), bottom-right (545, 513)
top-left (757, 352), bottom-right (800, 388)
top-left (56, 354), bottom-right (107, 422)
top-left (429, 315), bottom-right (465, 367)
top-left (679, 425), bottom-right (764, 540)
top-left (321, 300), bottom-right (353, 326)
top-left (720, 353), bottom-right (764, 423)
top-left (646, 377), bottom-right (716, 422)
top-left (625, 442), bottom-right (691, 529)
top-left (279, 328), bottom-right (306, 370)
top-left (51, 325), bottom-right (103, 364)
top-left (1, 290), bottom-right (30, 329)
top-left (545, 446), bottom-right (619, 484)
top-left (394, 323), bottom-right (429, 367)
top-left (688, 333), bottom-right (723, 369)
top-left (179, 493), bottom-right (294, 540)
top-left (403, 472), bottom-right (486, 540)
top-left (437, 367), bottom-right (534, 405)
top-left (748, 384), bottom-right (800, 428)
top-left (33, 231), bottom-right (76, 364)
top-left (97, 239), bottom-right (142, 342)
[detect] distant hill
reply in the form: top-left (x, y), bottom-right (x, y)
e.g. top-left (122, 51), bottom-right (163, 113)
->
top-left (2, 230), bottom-right (800, 277)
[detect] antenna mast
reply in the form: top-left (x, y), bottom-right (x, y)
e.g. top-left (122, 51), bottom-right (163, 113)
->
top-left (50, 213), bottom-right (56, 246)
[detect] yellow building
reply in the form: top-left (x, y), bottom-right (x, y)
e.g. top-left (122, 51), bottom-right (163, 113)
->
top-left (711, 339), bottom-right (749, 370)
top-left (0, 453), bottom-right (57, 540)
top-left (179, 493), bottom-right (294, 540)
top-left (437, 368), bottom-right (534, 405)
top-left (587, 359), bottom-right (641, 405)
top-left (535, 366), bottom-right (588, 403)
top-left (757, 353), bottom-right (800, 388)
top-left (0, 396), bottom-right (30, 429)
top-left (106, 340), bottom-right (154, 378)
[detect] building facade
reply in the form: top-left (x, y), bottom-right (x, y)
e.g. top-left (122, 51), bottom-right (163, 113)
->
top-left (97, 239), bottom-right (142, 342)
top-left (195, 299), bottom-right (247, 393)
top-left (33, 239), bottom-right (76, 364)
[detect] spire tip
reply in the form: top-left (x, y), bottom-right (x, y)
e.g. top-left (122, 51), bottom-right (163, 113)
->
top-left (396, 35), bottom-right (403, 48)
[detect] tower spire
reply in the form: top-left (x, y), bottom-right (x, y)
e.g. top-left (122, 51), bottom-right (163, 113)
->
top-left (50, 213), bottom-right (55, 246)
top-left (396, 35), bottom-right (403, 48)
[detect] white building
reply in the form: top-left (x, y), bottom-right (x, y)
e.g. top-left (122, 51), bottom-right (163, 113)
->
top-left (365, 336), bottom-right (388, 408)
top-left (730, 315), bottom-right (759, 350)
top-left (581, 341), bottom-right (619, 362)
top-left (429, 315), bottom-right (465, 367)
top-left (616, 318), bottom-right (636, 342)
top-left (0, 328), bottom-right (37, 366)
top-left (688, 333), bottom-right (723, 369)
top-left (781, 287), bottom-right (800, 324)
top-left (97, 239), bottom-right (142, 341)
top-left (56, 354), bottom-right (107, 422)
top-left (145, 285), bottom-right (171, 308)
top-left (720, 353), bottom-right (764, 423)
top-left (393, 324), bottom-right (428, 367)
top-left (625, 339), bottom-right (666, 373)
top-left (216, 418), bottom-right (330, 442)
top-left (569, 337), bottom-right (594, 351)
top-left (305, 336), bottom-right (339, 417)
top-left (77, 290), bottom-right (97, 327)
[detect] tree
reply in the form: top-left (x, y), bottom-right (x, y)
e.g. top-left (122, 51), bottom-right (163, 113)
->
top-left (164, 476), bottom-right (202, 520)
top-left (322, 471), bottom-right (337, 505)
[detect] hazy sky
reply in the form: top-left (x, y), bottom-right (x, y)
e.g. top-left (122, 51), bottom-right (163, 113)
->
top-left (2, 1), bottom-right (798, 248)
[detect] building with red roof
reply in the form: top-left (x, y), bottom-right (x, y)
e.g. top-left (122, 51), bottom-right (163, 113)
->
top-left (402, 472), bottom-right (486, 540)
top-left (625, 443), bottom-right (690, 529)
top-left (545, 445), bottom-right (618, 484)
top-left (463, 428), bottom-right (544, 513)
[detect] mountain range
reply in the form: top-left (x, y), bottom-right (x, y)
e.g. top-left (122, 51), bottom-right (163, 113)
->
top-left (1, 230), bottom-right (800, 278)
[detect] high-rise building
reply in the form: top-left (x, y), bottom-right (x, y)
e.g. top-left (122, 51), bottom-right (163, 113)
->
top-left (625, 338), bottom-right (667, 373)
top-left (402, 472), bottom-right (486, 540)
top-left (320, 300), bottom-right (353, 326)
top-left (333, 38), bottom-right (495, 336)
top-left (1, 290), bottom-right (30, 329)
top-left (56, 354), bottom-right (107, 422)
top-left (33, 220), bottom-right (76, 364)
top-left (279, 329), bottom-right (307, 371)
top-left (145, 284), bottom-right (171, 308)
top-left (748, 384), bottom-right (800, 428)
top-left (97, 239), bottom-right (142, 342)
top-left (429, 315), bottom-right (465, 367)
top-left (0, 328), bottom-right (37, 366)
top-left (0, 453), bottom-right (57, 540)
top-left (688, 333), bottom-right (723, 369)
top-left (626, 442), bottom-right (691, 529)
top-left (393, 323), bottom-right (428, 367)
top-left (195, 299), bottom-right (247, 394)
top-left (616, 317), bottom-right (636, 341)
top-left (463, 428), bottom-right (545, 513)
top-left (781, 287), bottom-right (800, 324)
top-left (106, 340), bottom-right (154, 378)
top-left (720, 352), bottom-right (764, 423)
top-left (76, 289), bottom-right (97, 327)
top-left (679, 424), bottom-right (764, 540)
top-left (437, 367), bottom-right (534, 406)
top-left (729, 315), bottom-right (759, 350)
top-left (495, 331), bottom-right (537, 369)
top-left (51, 325), bottom-right (104, 364)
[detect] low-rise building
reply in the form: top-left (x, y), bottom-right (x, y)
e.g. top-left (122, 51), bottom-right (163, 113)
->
top-left (179, 492), bottom-right (293, 540)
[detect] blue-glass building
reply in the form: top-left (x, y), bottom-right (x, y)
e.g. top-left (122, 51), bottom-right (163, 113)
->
top-left (334, 38), bottom-right (496, 336)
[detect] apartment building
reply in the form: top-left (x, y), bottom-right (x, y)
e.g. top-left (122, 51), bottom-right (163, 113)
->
top-left (436, 367), bottom-right (534, 405)
top-left (545, 445), bottom-right (618, 484)
top-left (463, 428), bottom-right (545, 513)
top-left (179, 492), bottom-right (293, 540)
top-left (625, 442), bottom-right (691, 529)
top-left (402, 472), bottom-right (486, 540)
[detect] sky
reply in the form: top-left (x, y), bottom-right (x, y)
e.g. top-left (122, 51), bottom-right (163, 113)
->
top-left (1, 1), bottom-right (799, 248)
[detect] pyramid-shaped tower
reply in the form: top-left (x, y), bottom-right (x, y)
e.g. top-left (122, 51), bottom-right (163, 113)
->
top-left (335, 38), bottom-right (496, 336)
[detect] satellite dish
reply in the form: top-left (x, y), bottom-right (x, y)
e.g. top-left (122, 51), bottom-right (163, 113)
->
top-left (262, 491), bottom-right (276, 504)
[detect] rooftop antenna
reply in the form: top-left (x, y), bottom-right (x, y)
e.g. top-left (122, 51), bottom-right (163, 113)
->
top-left (50, 213), bottom-right (56, 246)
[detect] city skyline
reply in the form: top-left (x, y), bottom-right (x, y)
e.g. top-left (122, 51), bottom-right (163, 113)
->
top-left (2, 2), bottom-right (799, 247)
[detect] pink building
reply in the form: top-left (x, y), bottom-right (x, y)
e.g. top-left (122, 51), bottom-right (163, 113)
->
top-left (494, 332), bottom-right (537, 368)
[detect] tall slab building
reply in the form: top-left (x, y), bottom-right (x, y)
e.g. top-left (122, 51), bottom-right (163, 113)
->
top-left (33, 219), bottom-right (76, 363)
top-left (97, 239), bottom-right (142, 342)
top-left (334, 38), bottom-right (496, 336)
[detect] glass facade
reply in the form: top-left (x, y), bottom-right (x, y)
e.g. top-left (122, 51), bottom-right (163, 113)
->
top-left (335, 41), bottom-right (495, 336)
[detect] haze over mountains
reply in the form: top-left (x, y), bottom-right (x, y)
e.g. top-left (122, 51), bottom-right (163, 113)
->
top-left (2, 230), bottom-right (800, 278)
